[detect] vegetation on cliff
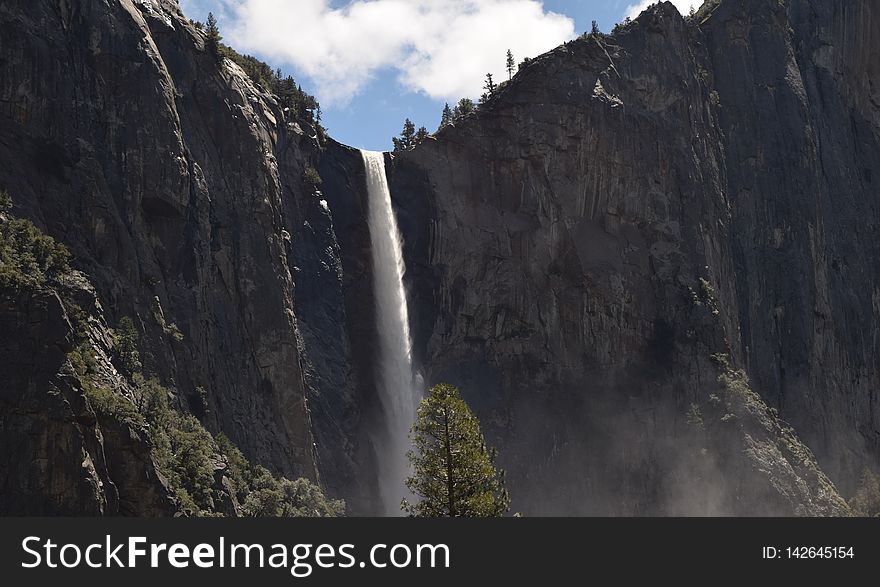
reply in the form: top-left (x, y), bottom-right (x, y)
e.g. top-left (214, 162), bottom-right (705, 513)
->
top-left (196, 13), bottom-right (325, 139)
top-left (73, 328), bottom-right (344, 517)
top-left (0, 190), bottom-right (70, 290)
top-left (1, 189), bottom-right (341, 517)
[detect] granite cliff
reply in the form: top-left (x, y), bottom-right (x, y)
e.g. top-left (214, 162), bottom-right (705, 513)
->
top-left (0, 0), bottom-right (876, 515)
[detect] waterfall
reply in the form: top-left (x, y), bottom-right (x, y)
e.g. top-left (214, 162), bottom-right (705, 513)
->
top-left (361, 149), bottom-right (419, 515)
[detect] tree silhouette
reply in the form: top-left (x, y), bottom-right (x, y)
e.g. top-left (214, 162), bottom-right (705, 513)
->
top-left (484, 72), bottom-right (496, 95)
top-left (392, 118), bottom-right (417, 152)
top-left (439, 103), bottom-right (453, 129)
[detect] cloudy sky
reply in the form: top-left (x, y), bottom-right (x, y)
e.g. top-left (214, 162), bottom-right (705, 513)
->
top-left (179, 0), bottom-right (700, 149)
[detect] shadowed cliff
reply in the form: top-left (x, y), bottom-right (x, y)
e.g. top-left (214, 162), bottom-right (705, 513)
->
top-left (1, 0), bottom-right (876, 515)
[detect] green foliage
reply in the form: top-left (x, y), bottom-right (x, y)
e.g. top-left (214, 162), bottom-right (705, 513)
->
top-left (612, 16), bottom-right (632, 35)
top-left (194, 385), bottom-right (209, 414)
top-left (699, 277), bottom-right (720, 315)
top-left (439, 103), bottom-right (453, 130)
top-left (455, 99), bottom-right (474, 118)
top-left (392, 118), bottom-right (418, 152)
top-left (506, 49), bottom-right (515, 80)
top-left (402, 383), bottom-right (510, 517)
top-left (71, 333), bottom-right (340, 517)
top-left (480, 73), bottom-right (497, 104)
top-left (205, 12), bottom-right (222, 54)
top-left (451, 98), bottom-right (476, 123)
top-left (692, 0), bottom-right (722, 23)
top-left (393, 119), bottom-right (430, 151)
top-left (69, 342), bottom-right (144, 426)
top-left (153, 309), bottom-right (184, 342)
top-left (591, 20), bottom-right (601, 35)
top-left (219, 45), bottom-right (321, 131)
top-left (302, 165), bottom-right (322, 187)
top-left (850, 469), bottom-right (880, 517)
top-left (0, 190), bottom-right (12, 212)
top-left (204, 13), bottom-right (324, 138)
top-left (126, 374), bottom-right (215, 514)
top-left (0, 197), bottom-right (71, 290)
top-left (216, 434), bottom-right (344, 517)
top-left (156, 412), bottom-right (217, 513)
top-left (112, 316), bottom-right (142, 374)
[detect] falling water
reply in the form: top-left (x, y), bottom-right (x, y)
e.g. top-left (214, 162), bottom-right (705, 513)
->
top-left (361, 149), bottom-right (419, 515)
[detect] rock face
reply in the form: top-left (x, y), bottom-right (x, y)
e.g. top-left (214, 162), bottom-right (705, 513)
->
top-left (0, 0), bottom-right (875, 515)
top-left (0, 276), bottom-right (176, 515)
top-left (0, 0), bottom-right (354, 511)
top-left (387, 0), bottom-right (877, 514)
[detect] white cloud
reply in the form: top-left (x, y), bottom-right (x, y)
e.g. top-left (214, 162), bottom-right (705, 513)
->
top-left (218, 0), bottom-right (575, 105)
top-left (624, 0), bottom-right (700, 20)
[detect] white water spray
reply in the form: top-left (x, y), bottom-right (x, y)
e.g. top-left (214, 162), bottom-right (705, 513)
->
top-left (361, 149), bottom-right (419, 515)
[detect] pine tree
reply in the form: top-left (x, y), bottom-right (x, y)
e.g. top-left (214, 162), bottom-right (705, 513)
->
top-left (591, 20), bottom-right (600, 35)
top-left (451, 98), bottom-right (475, 123)
top-left (415, 126), bottom-right (429, 144)
top-left (401, 383), bottom-right (510, 517)
top-left (484, 72), bottom-right (496, 96)
top-left (392, 118), bottom-right (417, 152)
top-left (440, 103), bottom-right (453, 129)
top-left (506, 49), bottom-right (515, 80)
top-left (205, 12), bottom-right (222, 55)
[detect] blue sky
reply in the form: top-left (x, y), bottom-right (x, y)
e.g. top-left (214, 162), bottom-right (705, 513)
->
top-left (179, 1), bottom-right (698, 150)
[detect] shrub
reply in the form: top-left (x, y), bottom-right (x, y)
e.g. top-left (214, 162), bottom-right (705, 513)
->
top-left (71, 316), bottom-right (341, 517)
top-left (124, 377), bottom-right (343, 517)
top-left (302, 165), bottom-right (322, 187)
top-left (155, 411), bottom-right (217, 514)
top-left (153, 309), bottom-right (185, 342)
top-left (112, 316), bottom-right (142, 374)
top-left (216, 434), bottom-right (344, 517)
top-left (0, 200), bottom-right (71, 290)
top-left (0, 190), bottom-right (12, 212)
top-left (69, 342), bottom-right (143, 426)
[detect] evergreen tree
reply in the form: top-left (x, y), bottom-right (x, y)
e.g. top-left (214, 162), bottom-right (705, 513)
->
top-left (591, 20), bottom-right (600, 35)
top-left (392, 118), bottom-right (417, 152)
top-left (205, 12), bottom-right (222, 55)
top-left (401, 383), bottom-right (510, 517)
top-left (451, 98), bottom-right (475, 123)
top-left (506, 49), bottom-right (515, 80)
top-left (483, 72), bottom-right (496, 96)
top-left (440, 103), bottom-right (453, 129)
top-left (0, 190), bottom-right (12, 213)
top-left (415, 126), bottom-right (429, 144)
